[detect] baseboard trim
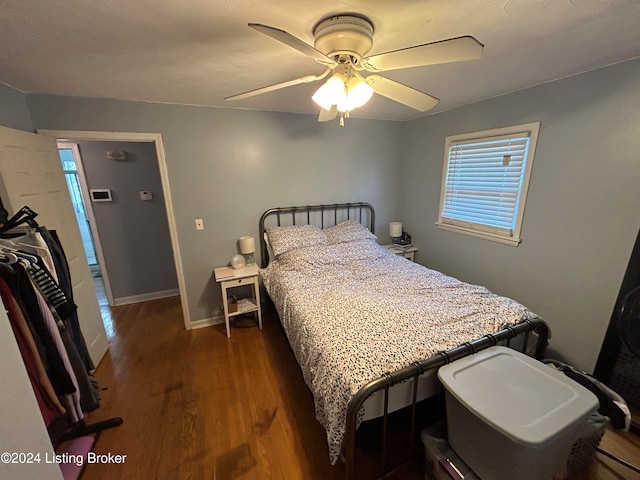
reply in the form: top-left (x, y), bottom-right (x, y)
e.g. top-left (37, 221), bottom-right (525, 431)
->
top-left (190, 315), bottom-right (224, 330)
top-left (113, 289), bottom-right (180, 306)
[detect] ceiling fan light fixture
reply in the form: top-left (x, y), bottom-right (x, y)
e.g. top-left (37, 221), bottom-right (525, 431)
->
top-left (338, 76), bottom-right (373, 112)
top-left (312, 69), bottom-right (374, 116)
top-left (234, 16), bottom-right (484, 123)
top-left (312, 75), bottom-right (345, 111)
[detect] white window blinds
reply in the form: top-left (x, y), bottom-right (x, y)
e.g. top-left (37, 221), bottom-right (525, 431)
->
top-left (437, 123), bottom-right (539, 246)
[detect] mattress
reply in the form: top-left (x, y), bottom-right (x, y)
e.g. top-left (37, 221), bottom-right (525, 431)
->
top-left (260, 238), bottom-right (538, 464)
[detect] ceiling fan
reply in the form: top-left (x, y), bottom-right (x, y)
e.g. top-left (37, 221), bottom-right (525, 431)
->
top-left (225, 15), bottom-right (484, 125)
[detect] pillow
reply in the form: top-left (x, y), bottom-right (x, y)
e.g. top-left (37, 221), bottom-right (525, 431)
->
top-left (324, 220), bottom-right (377, 244)
top-left (263, 232), bottom-right (275, 262)
top-left (266, 224), bottom-right (328, 257)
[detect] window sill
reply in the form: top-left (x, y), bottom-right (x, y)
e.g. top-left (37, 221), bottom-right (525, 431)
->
top-left (435, 222), bottom-right (521, 247)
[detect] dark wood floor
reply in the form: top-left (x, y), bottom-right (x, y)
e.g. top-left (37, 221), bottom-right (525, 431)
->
top-left (81, 296), bottom-right (640, 480)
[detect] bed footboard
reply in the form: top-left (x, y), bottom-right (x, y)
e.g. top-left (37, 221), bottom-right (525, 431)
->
top-left (343, 317), bottom-right (550, 480)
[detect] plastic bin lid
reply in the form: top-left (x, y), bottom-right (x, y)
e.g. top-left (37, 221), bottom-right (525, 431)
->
top-left (437, 346), bottom-right (599, 446)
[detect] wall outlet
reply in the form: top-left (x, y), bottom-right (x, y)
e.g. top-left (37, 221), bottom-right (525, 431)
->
top-left (195, 218), bottom-right (204, 230)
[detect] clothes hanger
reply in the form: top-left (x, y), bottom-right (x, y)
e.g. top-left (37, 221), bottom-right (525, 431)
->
top-left (0, 246), bottom-right (38, 265)
top-left (0, 195), bottom-right (9, 227)
top-left (0, 230), bottom-right (49, 255)
top-left (0, 206), bottom-right (39, 235)
top-left (0, 251), bottom-right (18, 264)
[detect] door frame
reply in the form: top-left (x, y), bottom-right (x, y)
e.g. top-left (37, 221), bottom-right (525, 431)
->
top-left (58, 141), bottom-right (116, 306)
top-left (38, 130), bottom-right (190, 330)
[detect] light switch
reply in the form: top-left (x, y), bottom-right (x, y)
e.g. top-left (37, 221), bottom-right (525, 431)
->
top-left (195, 219), bottom-right (204, 230)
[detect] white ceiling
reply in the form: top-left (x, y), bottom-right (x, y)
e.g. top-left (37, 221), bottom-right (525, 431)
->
top-left (2, 0), bottom-right (639, 122)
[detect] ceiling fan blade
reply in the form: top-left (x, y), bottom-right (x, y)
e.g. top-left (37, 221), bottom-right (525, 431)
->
top-left (225, 69), bottom-right (330, 101)
top-left (318, 105), bottom-right (337, 122)
top-left (249, 23), bottom-right (336, 66)
top-left (361, 36), bottom-right (483, 72)
top-left (366, 75), bottom-right (439, 112)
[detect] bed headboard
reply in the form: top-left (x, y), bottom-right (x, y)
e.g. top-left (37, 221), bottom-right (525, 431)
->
top-left (258, 202), bottom-right (375, 267)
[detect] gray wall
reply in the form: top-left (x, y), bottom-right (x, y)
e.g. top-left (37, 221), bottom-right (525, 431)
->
top-left (25, 97), bottom-right (402, 324)
top-left (76, 140), bottom-right (178, 301)
top-left (0, 82), bottom-right (33, 132)
top-left (399, 58), bottom-right (640, 372)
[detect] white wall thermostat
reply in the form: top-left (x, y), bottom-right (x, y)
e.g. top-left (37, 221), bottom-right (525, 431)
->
top-left (139, 191), bottom-right (153, 201)
top-left (89, 189), bottom-right (112, 202)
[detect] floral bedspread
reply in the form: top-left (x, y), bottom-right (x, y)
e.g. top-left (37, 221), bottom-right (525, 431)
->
top-left (260, 239), bottom-right (538, 464)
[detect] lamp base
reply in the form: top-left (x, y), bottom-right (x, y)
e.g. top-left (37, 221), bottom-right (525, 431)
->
top-left (243, 253), bottom-right (255, 265)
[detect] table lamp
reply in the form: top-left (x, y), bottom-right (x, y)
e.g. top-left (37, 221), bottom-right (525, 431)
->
top-left (239, 236), bottom-right (256, 265)
top-left (390, 222), bottom-right (402, 244)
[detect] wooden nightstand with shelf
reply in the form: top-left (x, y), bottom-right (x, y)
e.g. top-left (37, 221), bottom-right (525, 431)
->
top-left (382, 244), bottom-right (418, 262)
top-left (214, 264), bottom-right (262, 337)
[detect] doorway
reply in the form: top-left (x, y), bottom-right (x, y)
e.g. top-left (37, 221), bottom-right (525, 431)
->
top-left (58, 142), bottom-right (112, 306)
top-left (39, 129), bottom-right (190, 330)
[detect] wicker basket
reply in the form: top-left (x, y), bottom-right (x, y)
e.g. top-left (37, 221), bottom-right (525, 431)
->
top-left (610, 343), bottom-right (640, 409)
top-left (542, 360), bottom-right (612, 473)
top-left (566, 414), bottom-right (608, 472)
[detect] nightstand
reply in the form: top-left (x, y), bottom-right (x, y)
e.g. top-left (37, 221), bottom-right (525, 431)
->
top-left (382, 244), bottom-right (418, 262)
top-left (214, 263), bottom-right (262, 337)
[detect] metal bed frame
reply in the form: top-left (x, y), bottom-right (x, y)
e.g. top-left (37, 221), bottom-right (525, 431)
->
top-left (259, 201), bottom-right (375, 267)
top-left (259, 202), bottom-right (550, 480)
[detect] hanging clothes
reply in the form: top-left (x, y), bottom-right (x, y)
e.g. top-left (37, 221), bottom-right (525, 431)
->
top-left (0, 207), bottom-right (101, 426)
top-left (0, 263), bottom-right (76, 396)
top-left (27, 249), bottom-right (100, 413)
top-left (0, 228), bottom-right (58, 281)
top-left (0, 233), bottom-right (100, 411)
top-left (39, 227), bottom-right (95, 372)
top-left (0, 276), bottom-right (65, 426)
top-left (25, 253), bottom-right (77, 323)
top-left (1, 204), bottom-right (121, 457)
top-left (31, 282), bottom-right (83, 424)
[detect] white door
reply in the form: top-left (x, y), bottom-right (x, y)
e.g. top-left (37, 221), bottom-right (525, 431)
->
top-left (0, 125), bottom-right (108, 365)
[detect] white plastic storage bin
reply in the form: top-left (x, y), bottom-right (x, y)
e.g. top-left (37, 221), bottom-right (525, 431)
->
top-left (421, 421), bottom-right (480, 480)
top-left (437, 346), bottom-right (599, 480)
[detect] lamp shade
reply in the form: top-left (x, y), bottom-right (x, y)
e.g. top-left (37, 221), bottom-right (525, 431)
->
top-left (312, 65), bottom-right (374, 114)
top-left (312, 76), bottom-right (345, 111)
top-left (389, 222), bottom-right (403, 238)
top-left (337, 76), bottom-right (373, 113)
top-left (239, 236), bottom-right (256, 254)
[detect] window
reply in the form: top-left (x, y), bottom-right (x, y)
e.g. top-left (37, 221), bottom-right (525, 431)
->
top-left (436, 122), bottom-right (540, 246)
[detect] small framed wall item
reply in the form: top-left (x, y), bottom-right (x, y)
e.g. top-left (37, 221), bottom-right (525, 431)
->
top-left (89, 189), bottom-right (112, 202)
